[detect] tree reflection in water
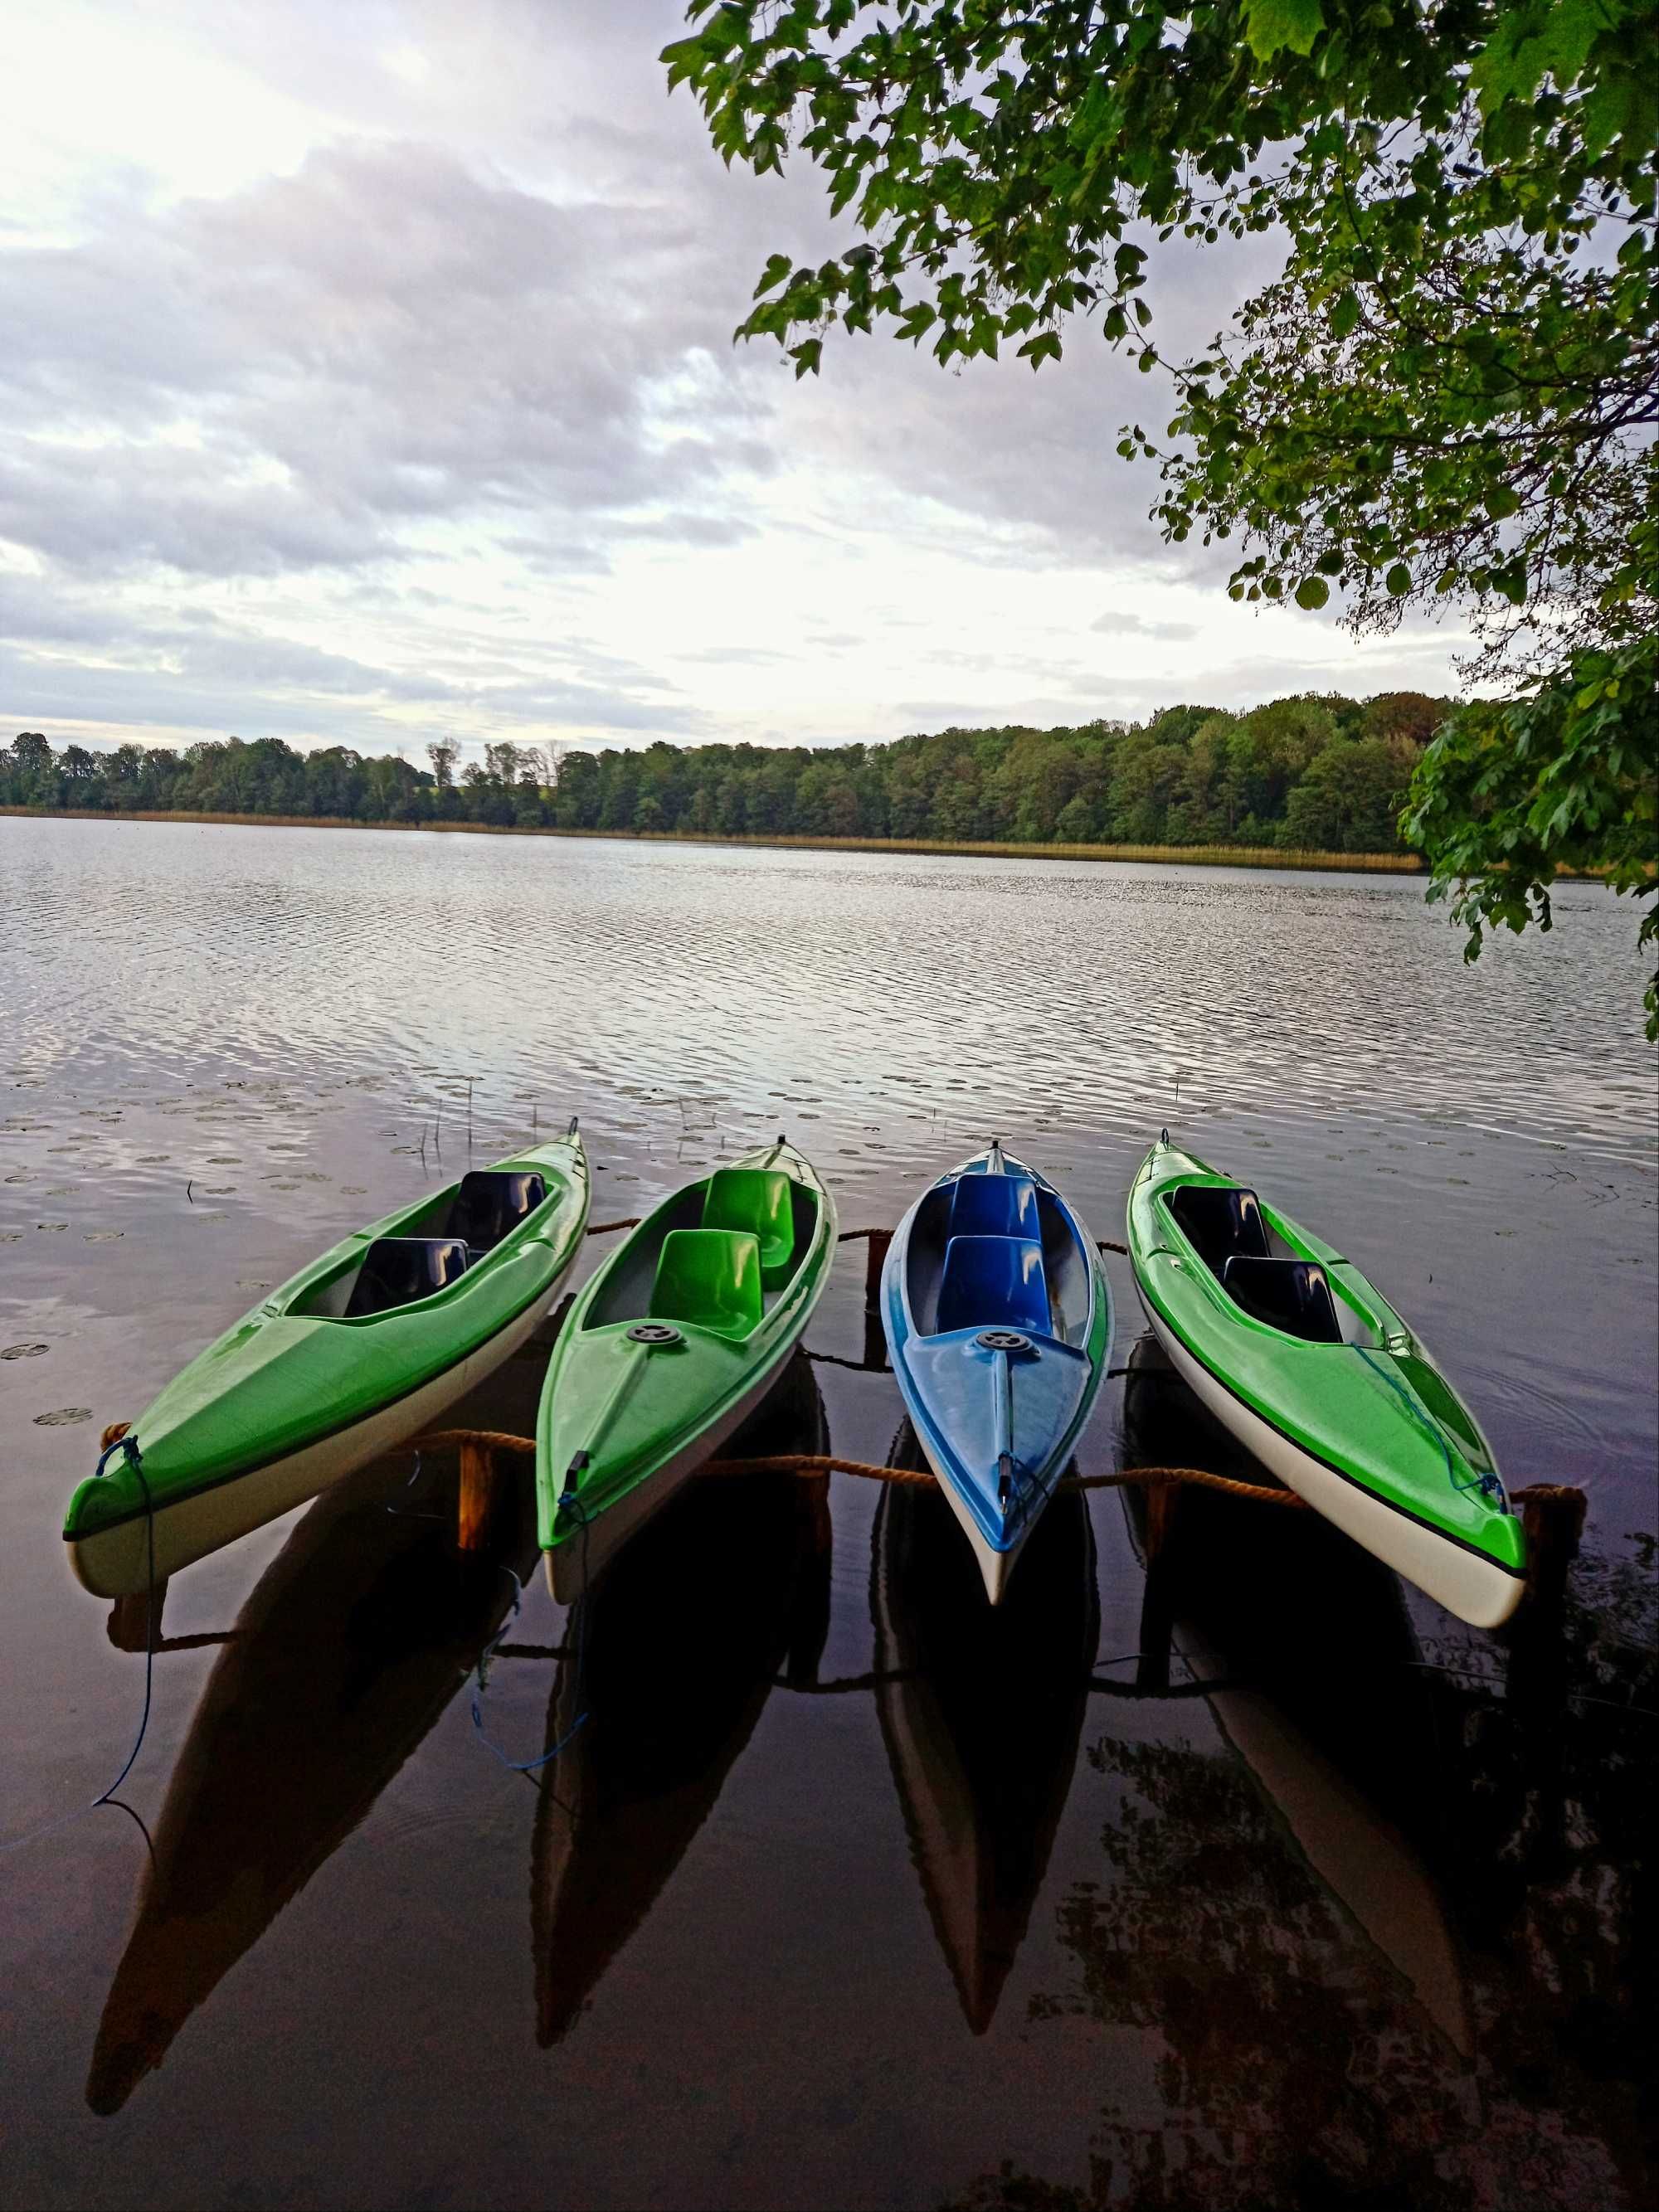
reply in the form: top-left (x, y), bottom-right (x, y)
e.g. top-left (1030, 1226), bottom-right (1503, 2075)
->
top-left (950, 1335), bottom-right (1655, 2210)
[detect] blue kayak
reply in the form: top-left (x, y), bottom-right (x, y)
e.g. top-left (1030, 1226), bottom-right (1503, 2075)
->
top-left (881, 1144), bottom-right (1113, 1602)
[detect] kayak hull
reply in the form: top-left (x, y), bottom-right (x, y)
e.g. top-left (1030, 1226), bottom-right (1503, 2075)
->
top-left (905, 1438), bottom-right (1029, 1606)
top-left (545, 1355), bottom-right (791, 1603)
top-left (70, 1287), bottom-right (552, 1599)
top-left (66, 1133), bottom-right (588, 1597)
top-left (882, 1145), bottom-right (1112, 1604)
top-left (1126, 1137), bottom-right (1525, 1628)
top-left (539, 1143), bottom-right (835, 1592)
top-left (1140, 1299), bottom-right (1524, 1631)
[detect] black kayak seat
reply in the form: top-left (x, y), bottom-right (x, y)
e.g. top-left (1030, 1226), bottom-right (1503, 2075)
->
top-left (1170, 1183), bottom-right (1270, 1276)
top-left (937, 1235), bottom-right (1052, 1336)
top-left (948, 1173), bottom-right (1039, 1241)
top-left (449, 1170), bottom-right (546, 1254)
top-left (346, 1237), bottom-right (469, 1318)
top-left (1221, 1256), bottom-right (1344, 1344)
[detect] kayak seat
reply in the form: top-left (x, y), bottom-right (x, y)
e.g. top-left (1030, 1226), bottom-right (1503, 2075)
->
top-left (649, 1229), bottom-right (763, 1338)
top-left (346, 1237), bottom-right (469, 1318)
top-left (1222, 1256), bottom-right (1344, 1344)
top-left (1169, 1183), bottom-right (1270, 1277)
top-left (448, 1170), bottom-right (547, 1255)
top-left (936, 1235), bottom-right (1051, 1337)
top-left (702, 1169), bottom-right (795, 1287)
top-left (948, 1173), bottom-right (1039, 1241)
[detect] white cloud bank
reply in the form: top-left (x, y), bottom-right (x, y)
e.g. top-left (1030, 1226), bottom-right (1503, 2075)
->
top-left (1, 0), bottom-right (1472, 761)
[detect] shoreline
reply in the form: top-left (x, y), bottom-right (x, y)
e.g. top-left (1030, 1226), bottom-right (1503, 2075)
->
top-left (0, 805), bottom-right (1426, 876)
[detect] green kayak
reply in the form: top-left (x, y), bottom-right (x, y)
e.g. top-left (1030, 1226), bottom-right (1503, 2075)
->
top-left (65, 1129), bottom-right (590, 1598)
top-left (1126, 1136), bottom-right (1525, 1627)
top-left (538, 1140), bottom-right (836, 1600)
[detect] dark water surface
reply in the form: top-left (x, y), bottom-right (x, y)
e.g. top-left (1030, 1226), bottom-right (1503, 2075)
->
top-left (2, 817), bottom-right (1654, 2210)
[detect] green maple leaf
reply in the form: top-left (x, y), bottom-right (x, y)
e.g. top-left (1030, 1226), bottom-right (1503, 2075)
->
top-left (1240, 0), bottom-right (1326, 63)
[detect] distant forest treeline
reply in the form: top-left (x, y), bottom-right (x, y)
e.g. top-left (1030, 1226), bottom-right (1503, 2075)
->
top-left (3, 691), bottom-right (1451, 852)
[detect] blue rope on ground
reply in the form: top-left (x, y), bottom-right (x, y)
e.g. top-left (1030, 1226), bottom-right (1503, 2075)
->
top-left (2, 1432), bottom-right (157, 1857)
top-left (91, 1434), bottom-right (157, 1803)
top-left (382, 1446), bottom-right (449, 1521)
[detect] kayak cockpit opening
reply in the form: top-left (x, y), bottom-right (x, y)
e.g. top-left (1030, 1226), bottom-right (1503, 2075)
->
top-left (582, 1167), bottom-right (821, 1334)
top-left (907, 1165), bottom-right (1094, 1345)
top-left (344, 1237), bottom-right (469, 1317)
top-left (1163, 1179), bottom-right (1376, 1348)
top-left (448, 1169), bottom-right (547, 1257)
top-left (289, 1169), bottom-right (555, 1320)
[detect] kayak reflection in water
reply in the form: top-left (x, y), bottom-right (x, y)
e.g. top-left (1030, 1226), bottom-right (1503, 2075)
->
top-left (86, 1445), bottom-right (541, 2115)
top-left (870, 1422), bottom-right (1099, 2034)
top-left (532, 1353), bottom-right (830, 2046)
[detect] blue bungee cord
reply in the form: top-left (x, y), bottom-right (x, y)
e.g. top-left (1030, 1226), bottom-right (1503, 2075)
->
top-left (91, 1434), bottom-right (158, 1803)
top-left (382, 1446), bottom-right (450, 1522)
top-left (468, 1484), bottom-right (592, 1774)
top-left (2, 1431), bottom-right (158, 1858)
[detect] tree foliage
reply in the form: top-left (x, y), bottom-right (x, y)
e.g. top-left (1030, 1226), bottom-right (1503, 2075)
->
top-left (662, 0), bottom-right (1659, 1026)
top-left (1401, 632), bottom-right (1658, 1033)
top-left (2, 693), bottom-right (1444, 853)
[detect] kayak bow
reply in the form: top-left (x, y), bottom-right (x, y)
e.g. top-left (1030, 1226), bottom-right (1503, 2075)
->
top-left (1126, 1135), bottom-right (1525, 1627)
top-left (64, 1129), bottom-right (589, 1597)
top-left (881, 1142), bottom-right (1112, 1603)
top-left (538, 1140), bottom-right (836, 1600)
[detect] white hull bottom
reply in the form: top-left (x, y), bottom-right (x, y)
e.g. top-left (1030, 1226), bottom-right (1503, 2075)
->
top-left (1141, 1302), bottom-right (1525, 1630)
top-left (912, 1437), bottom-right (1030, 1606)
top-left (71, 1289), bottom-right (559, 1600)
top-left (544, 1362), bottom-right (790, 1606)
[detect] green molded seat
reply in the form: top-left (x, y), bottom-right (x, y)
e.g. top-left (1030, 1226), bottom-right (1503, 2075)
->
top-left (703, 1168), bottom-right (796, 1287)
top-left (649, 1229), bottom-right (763, 1338)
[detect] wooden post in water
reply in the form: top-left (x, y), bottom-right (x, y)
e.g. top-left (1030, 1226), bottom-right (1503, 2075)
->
top-left (108, 1582), bottom-right (167, 1654)
top-left (458, 1437), bottom-right (501, 1554)
top-left (1135, 1475), bottom-right (1183, 1692)
top-left (1507, 1483), bottom-right (1588, 1767)
top-left (864, 1228), bottom-right (892, 1311)
top-left (1517, 1484), bottom-right (1588, 1609)
top-left (1142, 1475), bottom-right (1183, 1566)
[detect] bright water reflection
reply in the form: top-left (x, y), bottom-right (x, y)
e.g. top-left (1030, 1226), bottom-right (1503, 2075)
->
top-left (0, 817), bottom-right (1653, 2211)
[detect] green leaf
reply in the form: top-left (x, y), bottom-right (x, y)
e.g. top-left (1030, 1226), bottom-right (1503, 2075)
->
top-left (1472, 0), bottom-right (1606, 120)
top-left (1330, 289), bottom-right (1361, 338)
top-left (1294, 576), bottom-right (1331, 610)
top-left (753, 252), bottom-right (792, 299)
top-left (1386, 563), bottom-right (1412, 596)
top-left (1240, 0), bottom-right (1325, 63)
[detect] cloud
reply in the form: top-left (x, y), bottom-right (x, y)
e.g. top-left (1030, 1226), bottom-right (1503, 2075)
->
top-left (1091, 610), bottom-right (1201, 640)
top-left (0, 136), bottom-right (777, 584)
top-left (0, 1), bottom-right (1471, 751)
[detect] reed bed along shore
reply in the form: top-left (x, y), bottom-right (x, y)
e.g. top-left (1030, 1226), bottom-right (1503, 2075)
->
top-left (1, 805), bottom-right (1427, 875)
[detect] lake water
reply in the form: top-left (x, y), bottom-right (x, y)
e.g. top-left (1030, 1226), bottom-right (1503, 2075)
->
top-left (2, 816), bottom-right (1654, 2210)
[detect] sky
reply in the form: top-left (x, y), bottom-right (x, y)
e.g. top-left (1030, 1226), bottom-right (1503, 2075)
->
top-left (1, 0), bottom-right (1478, 765)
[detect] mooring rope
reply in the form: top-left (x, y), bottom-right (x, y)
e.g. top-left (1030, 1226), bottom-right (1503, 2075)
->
top-left (696, 1451), bottom-right (1310, 1507)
